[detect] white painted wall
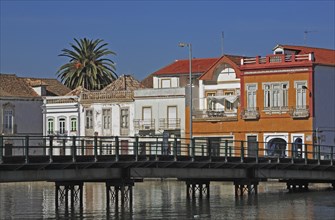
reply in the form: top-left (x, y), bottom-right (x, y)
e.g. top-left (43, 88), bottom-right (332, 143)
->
top-left (153, 76), bottom-right (180, 88)
top-left (86, 102), bottom-right (135, 137)
top-left (0, 98), bottom-right (43, 135)
top-left (134, 88), bottom-right (186, 137)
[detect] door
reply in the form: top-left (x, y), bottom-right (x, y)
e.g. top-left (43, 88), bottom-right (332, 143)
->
top-left (247, 135), bottom-right (258, 157)
top-left (142, 107), bottom-right (152, 129)
top-left (167, 106), bottom-right (177, 129)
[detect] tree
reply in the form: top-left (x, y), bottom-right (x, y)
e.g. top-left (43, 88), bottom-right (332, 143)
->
top-left (56, 38), bottom-right (118, 90)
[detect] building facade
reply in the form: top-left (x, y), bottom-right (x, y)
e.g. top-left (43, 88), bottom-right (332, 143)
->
top-left (192, 45), bottom-right (335, 159)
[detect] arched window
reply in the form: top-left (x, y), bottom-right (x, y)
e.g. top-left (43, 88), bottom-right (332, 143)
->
top-left (213, 63), bottom-right (237, 82)
top-left (70, 118), bottom-right (77, 132)
top-left (47, 118), bottom-right (54, 135)
top-left (59, 118), bottom-right (66, 134)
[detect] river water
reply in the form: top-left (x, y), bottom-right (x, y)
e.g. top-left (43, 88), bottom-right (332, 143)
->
top-left (0, 180), bottom-right (334, 220)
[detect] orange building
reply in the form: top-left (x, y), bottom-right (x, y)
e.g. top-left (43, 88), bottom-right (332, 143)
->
top-left (191, 45), bottom-right (335, 159)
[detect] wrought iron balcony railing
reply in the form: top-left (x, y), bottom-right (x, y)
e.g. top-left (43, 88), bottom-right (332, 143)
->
top-left (159, 118), bottom-right (181, 130)
top-left (134, 119), bottom-right (155, 131)
top-left (289, 106), bottom-right (310, 119)
top-left (241, 107), bottom-right (260, 120)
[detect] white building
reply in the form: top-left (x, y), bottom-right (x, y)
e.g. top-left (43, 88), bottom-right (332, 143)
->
top-left (0, 74), bottom-right (70, 156)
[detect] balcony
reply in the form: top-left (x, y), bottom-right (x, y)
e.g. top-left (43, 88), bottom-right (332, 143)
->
top-left (241, 53), bottom-right (313, 66)
top-left (289, 106), bottom-right (310, 119)
top-left (193, 109), bottom-right (238, 122)
top-left (241, 107), bottom-right (260, 120)
top-left (81, 91), bottom-right (133, 103)
top-left (1, 124), bottom-right (17, 135)
top-left (55, 130), bottom-right (68, 136)
top-left (159, 118), bottom-right (181, 130)
top-left (134, 119), bottom-right (155, 131)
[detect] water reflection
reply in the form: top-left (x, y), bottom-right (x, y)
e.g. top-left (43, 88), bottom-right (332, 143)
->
top-left (0, 181), bottom-right (334, 219)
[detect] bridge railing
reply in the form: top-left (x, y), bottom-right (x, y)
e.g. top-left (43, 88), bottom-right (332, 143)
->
top-left (0, 135), bottom-right (334, 165)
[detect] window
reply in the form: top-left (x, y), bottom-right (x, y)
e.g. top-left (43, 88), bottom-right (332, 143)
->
top-left (59, 118), bottom-right (66, 134)
top-left (86, 110), bottom-right (93, 129)
top-left (71, 118), bottom-right (77, 131)
top-left (103, 109), bottom-right (111, 129)
top-left (263, 82), bottom-right (288, 110)
top-left (295, 82), bottom-right (307, 108)
top-left (161, 79), bottom-right (171, 88)
top-left (47, 118), bottom-right (54, 134)
top-left (4, 110), bottom-right (13, 130)
top-left (246, 84), bottom-right (257, 109)
top-left (206, 92), bottom-right (216, 110)
top-left (224, 91), bottom-right (234, 111)
top-left (120, 108), bottom-right (129, 128)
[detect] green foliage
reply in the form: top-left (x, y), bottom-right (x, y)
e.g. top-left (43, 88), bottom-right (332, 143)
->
top-left (56, 38), bottom-right (118, 90)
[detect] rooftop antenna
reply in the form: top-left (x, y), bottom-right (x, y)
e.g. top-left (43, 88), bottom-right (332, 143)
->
top-left (221, 31), bottom-right (224, 56)
top-left (304, 30), bottom-right (317, 45)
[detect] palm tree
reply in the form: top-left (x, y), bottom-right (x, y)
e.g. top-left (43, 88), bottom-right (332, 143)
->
top-left (56, 38), bottom-right (118, 90)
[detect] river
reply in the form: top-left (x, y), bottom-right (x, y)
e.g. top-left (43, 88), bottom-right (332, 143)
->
top-left (0, 180), bottom-right (334, 219)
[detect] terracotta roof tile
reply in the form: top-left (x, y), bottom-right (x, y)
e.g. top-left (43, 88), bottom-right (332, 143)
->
top-left (23, 77), bottom-right (71, 96)
top-left (102, 75), bottom-right (144, 92)
top-left (277, 45), bottom-right (335, 66)
top-left (0, 74), bottom-right (39, 98)
top-left (152, 58), bottom-right (219, 76)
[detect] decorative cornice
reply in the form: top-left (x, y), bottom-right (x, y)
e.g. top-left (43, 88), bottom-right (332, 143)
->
top-left (244, 68), bottom-right (309, 75)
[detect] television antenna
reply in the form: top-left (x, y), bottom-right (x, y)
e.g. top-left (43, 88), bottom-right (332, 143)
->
top-left (304, 30), bottom-right (317, 44)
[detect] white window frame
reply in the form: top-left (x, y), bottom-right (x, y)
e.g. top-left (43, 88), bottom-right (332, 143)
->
top-left (102, 109), bottom-right (111, 130)
top-left (246, 83), bottom-right (257, 109)
top-left (70, 117), bottom-right (77, 132)
top-left (294, 81), bottom-right (307, 108)
top-left (120, 108), bottom-right (129, 129)
top-left (47, 117), bottom-right (54, 134)
top-left (263, 82), bottom-right (289, 111)
top-left (85, 109), bottom-right (93, 129)
top-left (58, 117), bottom-right (66, 134)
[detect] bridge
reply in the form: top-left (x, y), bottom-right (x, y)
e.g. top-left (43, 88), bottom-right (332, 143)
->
top-left (0, 135), bottom-right (334, 210)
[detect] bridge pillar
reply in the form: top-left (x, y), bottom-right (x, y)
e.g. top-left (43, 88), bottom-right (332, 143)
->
top-left (185, 180), bottom-right (210, 199)
top-left (55, 181), bottom-right (83, 210)
top-left (286, 180), bottom-right (309, 192)
top-left (234, 179), bottom-right (258, 197)
top-left (106, 179), bottom-right (134, 211)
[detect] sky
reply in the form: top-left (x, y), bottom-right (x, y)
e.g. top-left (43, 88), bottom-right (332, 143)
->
top-left (0, 0), bottom-right (334, 81)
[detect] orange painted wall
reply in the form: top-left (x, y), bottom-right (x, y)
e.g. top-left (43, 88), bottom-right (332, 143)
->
top-left (191, 70), bottom-right (314, 154)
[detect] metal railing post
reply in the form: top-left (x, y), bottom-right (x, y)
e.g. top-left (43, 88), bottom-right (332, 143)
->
top-left (49, 136), bottom-right (53, 163)
top-left (317, 144), bottom-right (321, 165)
top-left (25, 135), bottom-right (29, 164)
top-left (208, 138), bottom-right (212, 161)
top-left (255, 141), bottom-right (259, 163)
top-left (115, 136), bottom-right (119, 162)
top-left (304, 144), bottom-right (308, 165)
top-left (331, 146), bottom-right (333, 166)
top-left (225, 140), bottom-right (228, 162)
top-left (99, 140), bottom-right (103, 155)
top-left (94, 136), bottom-right (98, 162)
top-left (291, 143), bottom-right (294, 164)
top-left (240, 141), bottom-right (244, 163)
top-left (81, 139), bottom-right (85, 155)
top-left (173, 137), bottom-right (177, 161)
top-left (134, 136), bottom-right (139, 161)
top-left (0, 135), bottom-right (3, 164)
top-left (191, 138), bottom-right (195, 161)
top-left (72, 136), bottom-right (76, 163)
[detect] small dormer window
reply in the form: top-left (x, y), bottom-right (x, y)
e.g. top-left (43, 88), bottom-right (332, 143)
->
top-left (273, 47), bottom-right (285, 55)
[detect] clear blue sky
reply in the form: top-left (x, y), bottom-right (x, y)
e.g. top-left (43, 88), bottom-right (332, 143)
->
top-left (1, 0), bottom-right (334, 81)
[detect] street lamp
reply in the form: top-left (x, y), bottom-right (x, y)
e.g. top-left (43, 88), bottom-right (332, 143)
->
top-left (178, 42), bottom-right (193, 145)
top-left (302, 85), bottom-right (312, 97)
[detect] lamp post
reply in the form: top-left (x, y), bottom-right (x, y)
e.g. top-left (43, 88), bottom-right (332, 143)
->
top-left (178, 42), bottom-right (193, 147)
